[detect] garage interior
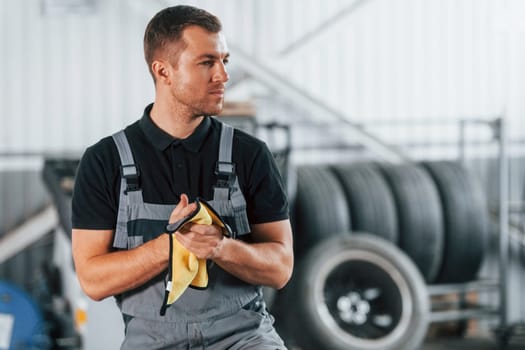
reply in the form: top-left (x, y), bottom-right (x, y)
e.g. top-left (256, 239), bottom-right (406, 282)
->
top-left (0, 0), bottom-right (524, 349)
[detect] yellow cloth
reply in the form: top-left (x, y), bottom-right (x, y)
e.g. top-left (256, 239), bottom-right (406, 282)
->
top-left (162, 199), bottom-right (230, 312)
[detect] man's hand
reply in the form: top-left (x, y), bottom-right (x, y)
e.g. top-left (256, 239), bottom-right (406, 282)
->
top-left (208, 220), bottom-right (294, 290)
top-left (168, 194), bottom-right (223, 259)
top-left (168, 193), bottom-right (197, 226)
top-left (174, 223), bottom-right (224, 259)
top-left (72, 193), bottom-right (201, 301)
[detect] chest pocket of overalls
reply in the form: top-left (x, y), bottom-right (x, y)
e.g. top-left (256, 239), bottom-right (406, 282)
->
top-left (111, 122), bottom-right (250, 250)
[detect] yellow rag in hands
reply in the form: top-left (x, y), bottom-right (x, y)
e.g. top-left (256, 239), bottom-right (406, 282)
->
top-left (160, 198), bottom-right (230, 315)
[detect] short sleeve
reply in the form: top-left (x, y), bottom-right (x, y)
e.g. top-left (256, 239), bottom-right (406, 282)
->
top-left (71, 139), bottom-right (120, 230)
top-left (245, 142), bottom-right (289, 224)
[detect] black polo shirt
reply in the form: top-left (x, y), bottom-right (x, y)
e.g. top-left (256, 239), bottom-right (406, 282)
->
top-left (72, 104), bottom-right (288, 231)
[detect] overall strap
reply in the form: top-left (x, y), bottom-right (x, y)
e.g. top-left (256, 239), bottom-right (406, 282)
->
top-left (213, 124), bottom-right (234, 201)
top-left (213, 123), bottom-right (250, 237)
top-left (217, 123), bottom-right (234, 173)
top-left (111, 130), bottom-right (144, 248)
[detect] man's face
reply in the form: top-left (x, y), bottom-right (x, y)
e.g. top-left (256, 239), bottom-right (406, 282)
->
top-left (166, 26), bottom-right (229, 117)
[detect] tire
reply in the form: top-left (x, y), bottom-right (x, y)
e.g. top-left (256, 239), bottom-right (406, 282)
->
top-left (331, 163), bottom-right (398, 244)
top-left (421, 161), bottom-right (489, 283)
top-left (292, 166), bottom-right (351, 256)
top-left (288, 234), bottom-right (429, 350)
top-left (379, 163), bottom-right (444, 283)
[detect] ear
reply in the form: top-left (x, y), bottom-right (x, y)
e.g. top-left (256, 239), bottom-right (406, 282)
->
top-left (151, 60), bottom-right (171, 85)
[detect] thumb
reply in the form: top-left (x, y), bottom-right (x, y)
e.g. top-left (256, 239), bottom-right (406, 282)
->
top-left (169, 193), bottom-right (195, 223)
top-left (178, 193), bottom-right (189, 208)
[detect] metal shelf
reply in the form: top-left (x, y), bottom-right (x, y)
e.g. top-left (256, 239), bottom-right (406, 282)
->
top-left (428, 279), bottom-right (500, 297)
top-left (430, 306), bottom-right (500, 323)
top-left (425, 118), bottom-right (524, 347)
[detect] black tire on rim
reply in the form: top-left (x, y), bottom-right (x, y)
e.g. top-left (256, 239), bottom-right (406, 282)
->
top-left (421, 161), bottom-right (489, 283)
top-left (292, 165), bottom-right (351, 256)
top-left (331, 162), bottom-right (398, 244)
top-left (379, 163), bottom-right (444, 283)
top-left (288, 234), bottom-right (429, 350)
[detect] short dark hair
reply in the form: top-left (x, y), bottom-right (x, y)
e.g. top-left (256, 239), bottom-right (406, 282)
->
top-left (143, 5), bottom-right (222, 79)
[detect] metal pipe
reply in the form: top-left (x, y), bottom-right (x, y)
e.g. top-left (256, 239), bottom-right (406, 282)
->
top-left (427, 279), bottom-right (500, 296)
top-left (459, 119), bottom-right (466, 165)
top-left (429, 307), bottom-right (500, 323)
top-left (278, 0), bottom-right (371, 56)
top-left (497, 117), bottom-right (510, 330)
top-left (229, 44), bottom-right (408, 164)
top-left (0, 206), bottom-right (58, 264)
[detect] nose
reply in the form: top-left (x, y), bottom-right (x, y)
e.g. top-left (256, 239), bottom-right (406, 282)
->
top-left (212, 62), bottom-right (229, 83)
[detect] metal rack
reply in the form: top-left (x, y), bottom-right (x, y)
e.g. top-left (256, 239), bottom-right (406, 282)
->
top-left (425, 117), bottom-right (525, 348)
top-left (274, 115), bottom-right (522, 341)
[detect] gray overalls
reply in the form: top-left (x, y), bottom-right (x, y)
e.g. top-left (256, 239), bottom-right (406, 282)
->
top-left (111, 123), bottom-right (286, 350)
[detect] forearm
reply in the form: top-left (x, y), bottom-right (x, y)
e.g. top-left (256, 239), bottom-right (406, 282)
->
top-left (73, 233), bottom-right (169, 301)
top-left (212, 237), bottom-right (293, 289)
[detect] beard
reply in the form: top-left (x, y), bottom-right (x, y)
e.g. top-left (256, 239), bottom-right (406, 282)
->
top-left (196, 100), bottom-right (223, 117)
top-left (170, 89), bottom-right (224, 118)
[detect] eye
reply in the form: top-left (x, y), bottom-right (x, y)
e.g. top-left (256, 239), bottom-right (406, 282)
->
top-left (223, 58), bottom-right (229, 65)
top-left (200, 60), bottom-right (214, 67)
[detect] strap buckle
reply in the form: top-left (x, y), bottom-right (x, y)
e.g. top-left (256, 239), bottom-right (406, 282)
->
top-left (215, 161), bottom-right (235, 186)
top-left (120, 164), bottom-right (140, 193)
top-left (215, 161), bottom-right (235, 175)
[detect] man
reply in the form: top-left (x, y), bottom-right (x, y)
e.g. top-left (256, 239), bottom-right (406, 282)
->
top-left (71, 5), bottom-right (293, 349)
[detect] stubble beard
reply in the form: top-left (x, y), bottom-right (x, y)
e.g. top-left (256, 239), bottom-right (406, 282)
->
top-left (192, 99), bottom-right (224, 118)
top-left (170, 89), bottom-right (224, 119)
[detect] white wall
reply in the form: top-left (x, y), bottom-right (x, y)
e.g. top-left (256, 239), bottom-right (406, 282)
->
top-left (0, 0), bottom-right (153, 154)
top-left (0, 0), bottom-right (524, 157)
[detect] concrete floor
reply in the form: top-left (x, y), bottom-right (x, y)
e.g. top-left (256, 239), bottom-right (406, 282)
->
top-left (288, 337), bottom-right (522, 350)
top-left (422, 336), bottom-right (522, 350)
top-left (422, 322), bottom-right (525, 350)
top-left (285, 328), bottom-right (525, 350)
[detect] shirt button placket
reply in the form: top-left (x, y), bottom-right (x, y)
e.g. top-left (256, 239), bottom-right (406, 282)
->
top-left (171, 143), bottom-right (190, 197)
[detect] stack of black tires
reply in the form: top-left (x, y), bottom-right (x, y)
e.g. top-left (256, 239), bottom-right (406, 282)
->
top-left (271, 161), bottom-right (489, 350)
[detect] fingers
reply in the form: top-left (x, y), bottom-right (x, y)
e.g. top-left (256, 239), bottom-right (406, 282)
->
top-left (169, 194), bottom-right (197, 223)
top-left (179, 193), bottom-right (189, 207)
top-left (174, 224), bottom-right (224, 259)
